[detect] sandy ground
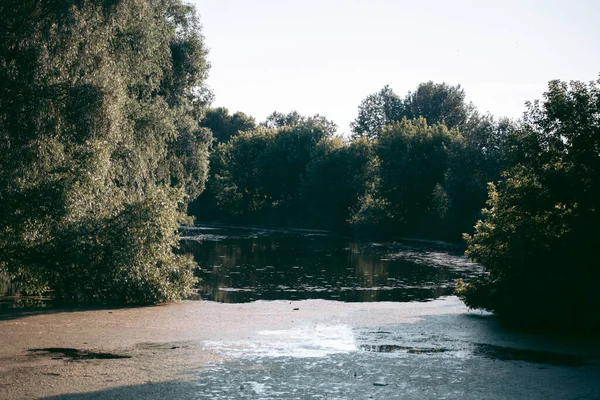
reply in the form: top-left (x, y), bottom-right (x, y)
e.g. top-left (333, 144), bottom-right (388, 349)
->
top-left (0, 298), bottom-right (469, 399)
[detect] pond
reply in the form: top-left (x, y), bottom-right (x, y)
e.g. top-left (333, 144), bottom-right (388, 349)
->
top-left (4, 225), bottom-right (599, 400)
top-left (0, 224), bottom-right (483, 306)
top-left (180, 224), bottom-right (483, 303)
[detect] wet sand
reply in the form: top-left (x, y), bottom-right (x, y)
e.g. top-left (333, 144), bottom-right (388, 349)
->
top-left (0, 297), bottom-right (469, 399)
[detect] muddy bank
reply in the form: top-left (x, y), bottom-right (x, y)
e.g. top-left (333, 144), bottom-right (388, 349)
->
top-left (0, 297), bottom-right (599, 399)
top-left (0, 298), bottom-right (465, 399)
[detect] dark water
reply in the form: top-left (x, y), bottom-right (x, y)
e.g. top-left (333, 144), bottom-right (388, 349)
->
top-left (180, 225), bottom-right (483, 304)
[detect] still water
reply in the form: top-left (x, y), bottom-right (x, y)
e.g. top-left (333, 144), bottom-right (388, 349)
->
top-left (180, 225), bottom-right (483, 303)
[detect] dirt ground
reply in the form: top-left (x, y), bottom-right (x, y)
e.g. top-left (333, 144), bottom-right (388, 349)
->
top-left (0, 298), bottom-right (468, 399)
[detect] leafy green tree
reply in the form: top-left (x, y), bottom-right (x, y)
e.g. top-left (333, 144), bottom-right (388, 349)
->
top-left (300, 137), bottom-right (376, 229)
top-left (376, 118), bottom-right (457, 235)
top-left (211, 128), bottom-right (275, 216)
top-left (259, 123), bottom-right (332, 216)
top-left (205, 113), bottom-right (335, 224)
top-left (262, 111), bottom-right (304, 129)
top-left (350, 85), bottom-right (404, 139)
top-left (459, 78), bottom-right (600, 331)
top-left (200, 107), bottom-right (256, 143)
top-left (0, 0), bottom-right (211, 304)
top-left (351, 82), bottom-right (475, 139)
top-left (262, 111), bottom-right (338, 136)
top-left (189, 107), bottom-right (256, 219)
top-left (404, 81), bottom-right (474, 130)
top-left (443, 114), bottom-right (517, 237)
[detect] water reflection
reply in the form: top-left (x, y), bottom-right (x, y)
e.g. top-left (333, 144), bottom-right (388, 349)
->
top-left (180, 225), bottom-right (482, 303)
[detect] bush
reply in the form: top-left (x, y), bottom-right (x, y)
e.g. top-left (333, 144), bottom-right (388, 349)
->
top-left (460, 78), bottom-right (600, 332)
top-left (51, 189), bottom-right (198, 304)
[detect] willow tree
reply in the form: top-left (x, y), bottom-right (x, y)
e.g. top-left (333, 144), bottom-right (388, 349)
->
top-left (0, 0), bottom-right (211, 304)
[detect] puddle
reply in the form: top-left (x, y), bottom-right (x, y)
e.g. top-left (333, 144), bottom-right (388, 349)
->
top-left (359, 342), bottom-right (585, 365)
top-left (29, 348), bottom-right (131, 360)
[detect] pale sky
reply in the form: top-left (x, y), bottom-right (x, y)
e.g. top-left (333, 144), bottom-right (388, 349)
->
top-left (192, 0), bottom-right (599, 134)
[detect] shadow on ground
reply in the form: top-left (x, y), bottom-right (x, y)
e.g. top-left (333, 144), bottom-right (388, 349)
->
top-left (0, 304), bottom-right (157, 322)
top-left (40, 381), bottom-right (200, 400)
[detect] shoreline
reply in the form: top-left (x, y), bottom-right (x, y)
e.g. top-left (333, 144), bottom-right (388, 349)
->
top-left (185, 221), bottom-right (467, 248)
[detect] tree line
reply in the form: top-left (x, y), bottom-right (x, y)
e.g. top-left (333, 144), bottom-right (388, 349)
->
top-left (191, 82), bottom-right (516, 241)
top-left (193, 80), bottom-right (600, 331)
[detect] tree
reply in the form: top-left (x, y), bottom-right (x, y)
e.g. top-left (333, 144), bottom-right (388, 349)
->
top-left (300, 137), bottom-right (376, 229)
top-left (443, 114), bottom-right (517, 238)
top-left (404, 81), bottom-right (473, 130)
top-left (211, 128), bottom-right (275, 216)
top-left (351, 85), bottom-right (404, 139)
top-left (200, 107), bottom-right (256, 143)
top-left (262, 111), bottom-right (338, 136)
top-left (351, 82), bottom-right (475, 139)
top-left (0, 0), bottom-right (211, 304)
top-left (376, 118), bottom-right (457, 235)
top-left (188, 108), bottom-right (256, 219)
top-left (459, 77), bottom-right (600, 331)
top-left (203, 112), bottom-right (336, 225)
top-left (262, 111), bottom-right (303, 129)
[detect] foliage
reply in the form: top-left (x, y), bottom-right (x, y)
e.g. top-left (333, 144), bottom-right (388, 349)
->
top-left (351, 85), bottom-right (404, 139)
top-left (0, 0), bottom-right (210, 304)
top-left (262, 111), bottom-right (304, 129)
top-left (444, 115), bottom-right (517, 236)
top-left (200, 107), bottom-right (256, 143)
top-left (349, 83), bottom-right (512, 238)
top-left (192, 111), bottom-right (378, 230)
top-left (212, 128), bottom-right (275, 216)
top-left (376, 118), bottom-right (458, 234)
top-left (300, 137), bottom-right (376, 229)
top-left (459, 78), bottom-right (600, 331)
top-left (403, 81), bottom-right (474, 131)
top-left (351, 82), bottom-right (474, 139)
top-left (47, 188), bottom-right (197, 304)
top-left (202, 113), bottom-right (336, 225)
top-left (194, 86), bottom-right (510, 240)
top-left (262, 111), bottom-right (338, 136)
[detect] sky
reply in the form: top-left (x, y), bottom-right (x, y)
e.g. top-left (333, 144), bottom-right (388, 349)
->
top-left (192, 0), bottom-right (600, 134)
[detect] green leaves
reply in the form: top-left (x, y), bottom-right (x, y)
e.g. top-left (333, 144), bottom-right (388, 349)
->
top-left (351, 85), bottom-right (403, 139)
top-left (461, 77), bottom-right (600, 331)
top-left (197, 113), bottom-right (337, 225)
top-left (0, 0), bottom-right (211, 304)
top-left (351, 82), bottom-right (474, 139)
top-left (300, 137), bottom-right (376, 229)
top-left (200, 107), bottom-right (256, 143)
top-left (376, 118), bottom-right (456, 233)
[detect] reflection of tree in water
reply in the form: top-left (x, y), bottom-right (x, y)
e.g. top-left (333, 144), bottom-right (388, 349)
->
top-left (349, 243), bottom-right (390, 288)
top-left (180, 228), bottom-right (482, 303)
